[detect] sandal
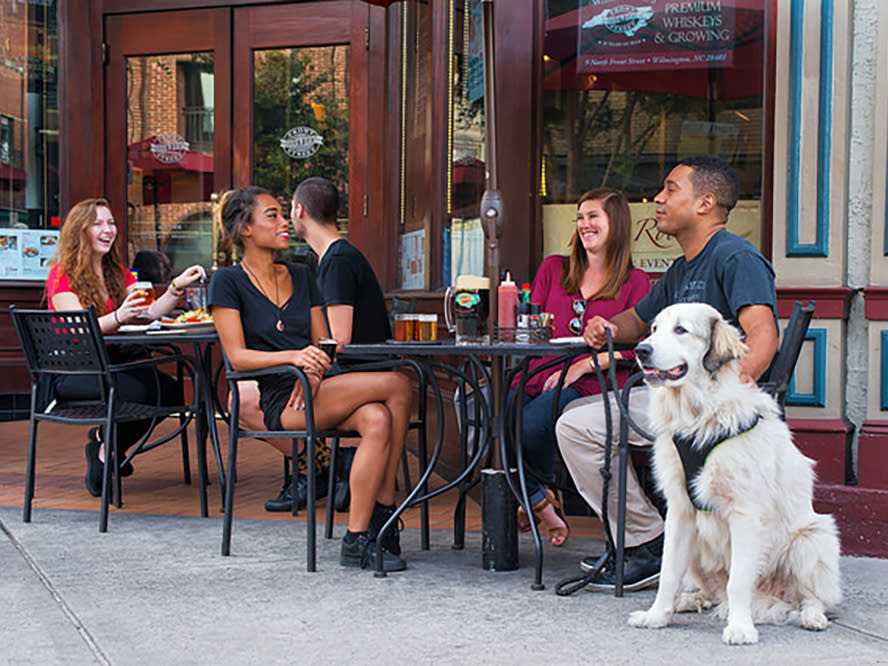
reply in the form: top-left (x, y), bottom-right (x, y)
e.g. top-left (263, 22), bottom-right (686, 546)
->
top-left (532, 489), bottom-right (570, 547)
top-left (517, 505), bottom-right (532, 533)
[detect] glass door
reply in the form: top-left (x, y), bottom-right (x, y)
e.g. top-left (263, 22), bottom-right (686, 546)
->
top-left (232, 2), bottom-right (368, 265)
top-left (105, 3), bottom-right (370, 274)
top-left (105, 9), bottom-right (230, 277)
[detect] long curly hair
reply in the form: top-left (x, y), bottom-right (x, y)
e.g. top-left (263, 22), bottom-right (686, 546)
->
top-left (46, 198), bottom-right (127, 315)
top-left (561, 188), bottom-right (635, 300)
top-left (215, 186), bottom-right (272, 255)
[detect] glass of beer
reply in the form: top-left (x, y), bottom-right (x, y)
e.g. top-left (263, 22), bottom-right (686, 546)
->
top-left (132, 281), bottom-right (155, 306)
top-left (417, 314), bottom-right (438, 341)
top-left (318, 338), bottom-right (337, 362)
top-left (394, 314), bottom-right (414, 342)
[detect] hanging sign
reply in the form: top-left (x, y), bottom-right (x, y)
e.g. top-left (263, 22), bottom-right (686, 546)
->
top-left (577, 0), bottom-right (737, 73)
top-left (280, 127), bottom-right (324, 159)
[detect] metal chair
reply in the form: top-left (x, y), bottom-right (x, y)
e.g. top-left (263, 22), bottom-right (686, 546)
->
top-left (11, 306), bottom-right (199, 532)
top-left (221, 359), bottom-right (365, 571)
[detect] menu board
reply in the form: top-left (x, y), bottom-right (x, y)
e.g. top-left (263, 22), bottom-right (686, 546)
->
top-left (0, 229), bottom-right (59, 280)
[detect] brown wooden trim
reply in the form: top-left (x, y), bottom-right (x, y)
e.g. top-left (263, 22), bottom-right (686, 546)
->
top-left (428, 0), bottom-right (449, 291)
top-left (777, 287), bottom-right (854, 319)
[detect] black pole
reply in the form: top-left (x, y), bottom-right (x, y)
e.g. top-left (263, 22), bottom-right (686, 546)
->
top-left (479, 0), bottom-right (518, 572)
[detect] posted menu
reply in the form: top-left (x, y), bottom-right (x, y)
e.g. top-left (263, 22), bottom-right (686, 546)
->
top-left (0, 229), bottom-right (59, 280)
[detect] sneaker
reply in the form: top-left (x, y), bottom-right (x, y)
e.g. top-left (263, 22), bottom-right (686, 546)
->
top-left (368, 502), bottom-right (402, 556)
top-left (579, 553), bottom-right (609, 573)
top-left (584, 546), bottom-right (661, 592)
top-left (340, 531), bottom-right (407, 572)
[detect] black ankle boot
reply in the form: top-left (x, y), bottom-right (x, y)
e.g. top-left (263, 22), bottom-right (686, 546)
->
top-left (368, 502), bottom-right (402, 556)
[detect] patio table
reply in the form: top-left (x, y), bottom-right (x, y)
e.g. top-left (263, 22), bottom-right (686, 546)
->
top-left (342, 337), bottom-right (591, 588)
top-left (110, 327), bottom-right (224, 516)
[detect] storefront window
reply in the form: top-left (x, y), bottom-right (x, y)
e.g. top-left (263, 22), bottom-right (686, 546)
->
top-left (542, 0), bottom-right (766, 271)
top-left (0, 0), bottom-right (59, 280)
top-left (400, 0), bottom-right (434, 290)
top-left (448, 0), bottom-right (486, 286)
top-left (400, 0), bottom-right (486, 290)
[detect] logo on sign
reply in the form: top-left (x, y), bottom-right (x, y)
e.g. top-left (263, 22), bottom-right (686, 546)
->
top-left (583, 5), bottom-right (655, 37)
top-left (280, 127), bottom-right (324, 159)
top-left (150, 133), bottom-right (190, 164)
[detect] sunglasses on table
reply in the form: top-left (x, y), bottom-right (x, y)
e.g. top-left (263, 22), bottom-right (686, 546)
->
top-left (569, 299), bottom-right (587, 336)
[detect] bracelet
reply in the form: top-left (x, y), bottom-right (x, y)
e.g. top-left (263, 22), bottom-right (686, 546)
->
top-left (305, 369), bottom-right (323, 379)
top-left (113, 309), bottom-right (122, 326)
top-left (169, 278), bottom-right (184, 295)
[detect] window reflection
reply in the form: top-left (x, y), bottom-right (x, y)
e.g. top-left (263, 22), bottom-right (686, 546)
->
top-left (542, 0), bottom-right (766, 269)
top-left (0, 0), bottom-right (59, 280)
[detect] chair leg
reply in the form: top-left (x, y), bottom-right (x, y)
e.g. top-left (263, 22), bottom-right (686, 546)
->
top-left (179, 411), bottom-right (191, 485)
top-left (100, 420), bottom-right (114, 533)
top-left (23, 417), bottom-right (38, 523)
top-left (221, 430), bottom-right (239, 556)
top-left (325, 438), bottom-right (339, 539)
top-left (305, 436), bottom-right (317, 572)
top-left (113, 425), bottom-right (123, 509)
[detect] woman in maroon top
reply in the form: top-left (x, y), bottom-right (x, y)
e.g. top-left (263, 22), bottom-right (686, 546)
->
top-left (511, 188), bottom-right (650, 546)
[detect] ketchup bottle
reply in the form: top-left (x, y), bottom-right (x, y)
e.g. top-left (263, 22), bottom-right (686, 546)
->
top-left (498, 271), bottom-right (518, 329)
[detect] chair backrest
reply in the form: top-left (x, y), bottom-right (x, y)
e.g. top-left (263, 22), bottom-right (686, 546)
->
top-left (758, 300), bottom-right (815, 408)
top-left (10, 306), bottom-right (109, 381)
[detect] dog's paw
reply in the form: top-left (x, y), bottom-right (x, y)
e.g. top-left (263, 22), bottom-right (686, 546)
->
top-left (799, 607), bottom-right (829, 631)
top-left (628, 609), bottom-right (671, 629)
top-left (722, 622), bottom-right (759, 645)
top-left (676, 592), bottom-right (712, 614)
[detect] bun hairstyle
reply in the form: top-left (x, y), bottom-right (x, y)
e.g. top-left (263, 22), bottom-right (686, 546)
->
top-left (215, 186), bottom-right (272, 254)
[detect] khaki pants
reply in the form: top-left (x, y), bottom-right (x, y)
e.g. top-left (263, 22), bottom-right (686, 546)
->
top-left (555, 387), bottom-right (664, 549)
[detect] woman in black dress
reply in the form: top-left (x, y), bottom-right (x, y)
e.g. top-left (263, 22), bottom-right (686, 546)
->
top-left (209, 187), bottom-right (411, 572)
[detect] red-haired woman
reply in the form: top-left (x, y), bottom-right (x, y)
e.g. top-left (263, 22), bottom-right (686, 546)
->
top-left (46, 198), bottom-right (205, 496)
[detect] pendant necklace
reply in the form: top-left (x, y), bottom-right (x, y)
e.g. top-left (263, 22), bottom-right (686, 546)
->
top-left (241, 260), bottom-right (285, 332)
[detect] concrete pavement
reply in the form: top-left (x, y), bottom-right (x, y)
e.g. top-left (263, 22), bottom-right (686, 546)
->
top-left (2, 505), bottom-right (886, 664)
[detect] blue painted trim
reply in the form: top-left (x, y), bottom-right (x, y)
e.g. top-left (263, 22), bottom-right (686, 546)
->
top-left (786, 0), bottom-right (831, 258)
top-left (787, 327), bottom-right (826, 407)
top-left (881, 331), bottom-right (888, 410)
top-left (884, 131), bottom-right (888, 256)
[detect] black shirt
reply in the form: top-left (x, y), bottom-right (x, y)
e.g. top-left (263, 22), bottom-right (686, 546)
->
top-left (318, 239), bottom-right (391, 343)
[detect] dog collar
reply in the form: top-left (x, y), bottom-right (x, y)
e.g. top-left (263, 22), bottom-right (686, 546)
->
top-left (672, 414), bottom-right (761, 512)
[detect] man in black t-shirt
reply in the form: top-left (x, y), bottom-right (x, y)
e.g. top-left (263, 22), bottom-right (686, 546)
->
top-left (286, 176), bottom-right (392, 513)
top-left (556, 157), bottom-right (779, 593)
top-left (290, 177), bottom-right (391, 346)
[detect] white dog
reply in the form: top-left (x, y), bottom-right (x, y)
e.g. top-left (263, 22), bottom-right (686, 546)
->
top-left (626, 303), bottom-right (841, 645)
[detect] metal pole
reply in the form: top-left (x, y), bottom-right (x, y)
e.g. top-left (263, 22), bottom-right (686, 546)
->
top-left (479, 0), bottom-right (517, 572)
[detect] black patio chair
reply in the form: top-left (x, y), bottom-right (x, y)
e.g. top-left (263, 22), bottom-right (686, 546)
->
top-left (11, 306), bottom-right (199, 532)
top-left (221, 358), bottom-right (363, 571)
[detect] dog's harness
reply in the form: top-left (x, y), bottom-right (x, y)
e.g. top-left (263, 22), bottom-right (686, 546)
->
top-left (672, 414), bottom-right (761, 512)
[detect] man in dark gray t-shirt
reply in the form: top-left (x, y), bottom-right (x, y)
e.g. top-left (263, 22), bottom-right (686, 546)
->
top-left (556, 156), bottom-right (778, 593)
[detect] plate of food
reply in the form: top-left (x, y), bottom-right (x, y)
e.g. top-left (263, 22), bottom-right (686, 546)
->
top-left (160, 309), bottom-right (216, 333)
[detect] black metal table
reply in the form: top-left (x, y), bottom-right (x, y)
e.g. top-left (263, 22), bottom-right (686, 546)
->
top-left (111, 328), bottom-right (225, 516)
top-left (342, 338), bottom-right (590, 588)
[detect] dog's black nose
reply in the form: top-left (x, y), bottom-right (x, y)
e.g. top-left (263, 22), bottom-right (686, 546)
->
top-left (635, 342), bottom-right (652, 363)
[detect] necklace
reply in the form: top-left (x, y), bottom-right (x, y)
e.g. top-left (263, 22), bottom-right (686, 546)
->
top-left (241, 260), bottom-right (285, 332)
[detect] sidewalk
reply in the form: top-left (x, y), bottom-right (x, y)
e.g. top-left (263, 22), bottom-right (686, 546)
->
top-left (2, 505), bottom-right (886, 664)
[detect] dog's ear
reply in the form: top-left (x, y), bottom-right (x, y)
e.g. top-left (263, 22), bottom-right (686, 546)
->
top-left (703, 314), bottom-right (745, 373)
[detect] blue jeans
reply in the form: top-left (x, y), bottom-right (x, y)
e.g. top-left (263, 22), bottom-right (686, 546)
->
top-left (507, 385), bottom-right (581, 506)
